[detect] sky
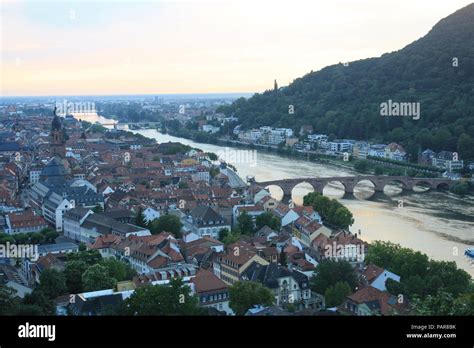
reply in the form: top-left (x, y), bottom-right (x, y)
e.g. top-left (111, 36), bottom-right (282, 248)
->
top-left (1, 0), bottom-right (473, 96)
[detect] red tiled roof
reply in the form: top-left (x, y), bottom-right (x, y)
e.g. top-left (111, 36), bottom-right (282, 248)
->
top-left (191, 269), bottom-right (228, 294)
top-left (347, 286), bottom-right (400, 315)
top-left (7, 210), bottom-right (48, 229)
top-left (363, 264), bottom-right (384, 283)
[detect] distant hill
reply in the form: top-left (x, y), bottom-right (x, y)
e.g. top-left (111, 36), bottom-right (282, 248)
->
top-left (218, 4), bottom-right (474, 161)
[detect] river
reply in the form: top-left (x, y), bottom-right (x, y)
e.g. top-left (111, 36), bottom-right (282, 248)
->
top-left (76, 114), bottom-right (474, 275)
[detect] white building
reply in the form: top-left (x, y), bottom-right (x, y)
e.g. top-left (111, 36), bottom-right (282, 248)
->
top-left (63, 208), bottom-right (150, 244)
top-left (143, 207), bottom-right (160, 223)
top-left (202, 125), bottom-right (220, 134)
top-left (363, 264), bottom-right (401, 292)
top-left (307, 134), bottom-right (328, 143)
top-left (186, 205), bottom-right (231, 239)
top-left (368, 144), bottom-right (387, 158)
top-left (432, 151), bottom-right (464, 171)
top-left (328, 140), bottom-right (354, 154)
top-left (29, 169), bottom-right (42, 185)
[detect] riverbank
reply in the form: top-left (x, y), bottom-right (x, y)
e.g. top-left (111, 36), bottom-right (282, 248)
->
top-left (159, 128), bottom-right (357, 172)
top-left (159, 128), bottom-right (451, 178)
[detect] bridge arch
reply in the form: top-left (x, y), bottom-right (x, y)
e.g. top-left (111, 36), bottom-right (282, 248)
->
top-left (264, 184), bottom-right (284, 202)
top-left (353, 179), bottom-right (376, 199)
top-left (383, 179), bottom-right (407, 196)
top-left (412, 180), bottom-right (433, 192)
top-left (322, 180), bottom-right (346, 198)
top-left (291, 181), bottom-right (315, 206)
top-left (435, 182), bottom-right (450, 191)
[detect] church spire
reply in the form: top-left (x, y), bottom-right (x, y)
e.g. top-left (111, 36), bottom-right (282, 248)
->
top-left (51, 104), bottom-right (66, 157)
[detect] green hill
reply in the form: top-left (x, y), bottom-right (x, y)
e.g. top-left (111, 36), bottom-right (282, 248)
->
top-left (218, 4), bottom-right (474, 161)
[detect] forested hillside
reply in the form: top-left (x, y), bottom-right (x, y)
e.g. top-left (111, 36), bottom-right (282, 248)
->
top-left (218, 4), bottom-right (474, 161)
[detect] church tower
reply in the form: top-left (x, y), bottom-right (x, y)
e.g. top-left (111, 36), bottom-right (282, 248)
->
top-left (51, 106), bottom-right (66, 158)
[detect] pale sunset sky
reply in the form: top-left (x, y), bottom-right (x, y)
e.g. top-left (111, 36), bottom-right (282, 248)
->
top-left (1, 0), bottom-right (472, 96)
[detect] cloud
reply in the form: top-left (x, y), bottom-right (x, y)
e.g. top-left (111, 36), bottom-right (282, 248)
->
top-left (1, 0), bottom-right (473, 95)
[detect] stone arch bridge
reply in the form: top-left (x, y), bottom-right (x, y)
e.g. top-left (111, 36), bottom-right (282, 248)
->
top-left (256, 176), bottom-right (455, 197)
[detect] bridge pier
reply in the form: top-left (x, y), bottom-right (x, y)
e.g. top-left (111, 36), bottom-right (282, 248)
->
top-left (373, 185), bottom-right (385, 193)
top-left (342, 191), bottom-right (357, 200)
top-left (367, 191), bottom-right (392, 202)
top-left (281, 194), bottom-right (293, 205)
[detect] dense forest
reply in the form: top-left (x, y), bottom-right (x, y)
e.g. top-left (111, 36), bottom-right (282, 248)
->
top-left (218, 4), bottom-right (474, 162)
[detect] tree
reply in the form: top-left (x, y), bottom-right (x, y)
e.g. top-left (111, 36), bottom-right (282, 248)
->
top-left (324, 281), bottom-right (352, 307)
top-left (40, 227), bottom-right (55, 236)
top-left (411, 291), bottom-right (457, 315)
top-left (236, 211), bottom-right (254, 235)
top-left (150, 214), bottom-right (183, 238)
top-left (365, 241), bottom-right (471, 298)
top-left (386, 278), bottom-right (405, 296)
top-left (82, 264), bottom-right (117, 292)
top-left (22, 290), bottom-right (55, 315)
top-left (178, 181), bottom-right (189, 189)
top-left (12, 304), bottom-right (46, 316)
top-left (0, 233), bottom-right (15, 244)
top-left (44, 230), bottom-right (59, 243)
top-left (100, 258), bottom-right (137, 282)
top-left (354, 160), bottom-right (369, 172)
top-left (310, 260), bottom-right (358, 295)
top-left (333, 207), bottom-right (354, 229)
top-left (134, 207), bottom-right (147, 228)
top-left (218, 228), bottom-right (230, 241)
top-left (92, 205), bottom-right (104, 213)
top-left (67, 249), bottom-right (102, 266)
top-left (229, 281), bottom-right (274, 315)
top-left (222, 231), bottom-right (241, 245)
top-left (118, 278), bottom-right (203, 315)
top-left (304, 192), bottom-right (354, 229)
top-left (457, 134), bottom-right (474, 161)
top-left (206, 152), bottom-right (218, 161)
top-left (255, 212), bottom-right (281, 231)
top-left (38, 269), bottom-right (67, 299)
top-left (210, 167), bottom-right (220, 178)
top-left (29, 232), bottom-right (45, 244)
top-left (452, 293), bottom-right (474, 315)
top-left (13, 233), bottom-right (29, 244)
top-left (0, 284), bottom-right (19, 315)
top-left (450, 181), bottom-right (470, 196)
top-left (374, 165), bottom-right (385, 175)
top-left (64, 260), bottom-right (89, 293)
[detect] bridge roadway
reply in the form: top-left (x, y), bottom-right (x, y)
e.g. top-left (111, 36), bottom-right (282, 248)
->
top-left (255, 176), bottom-right (454, 197)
